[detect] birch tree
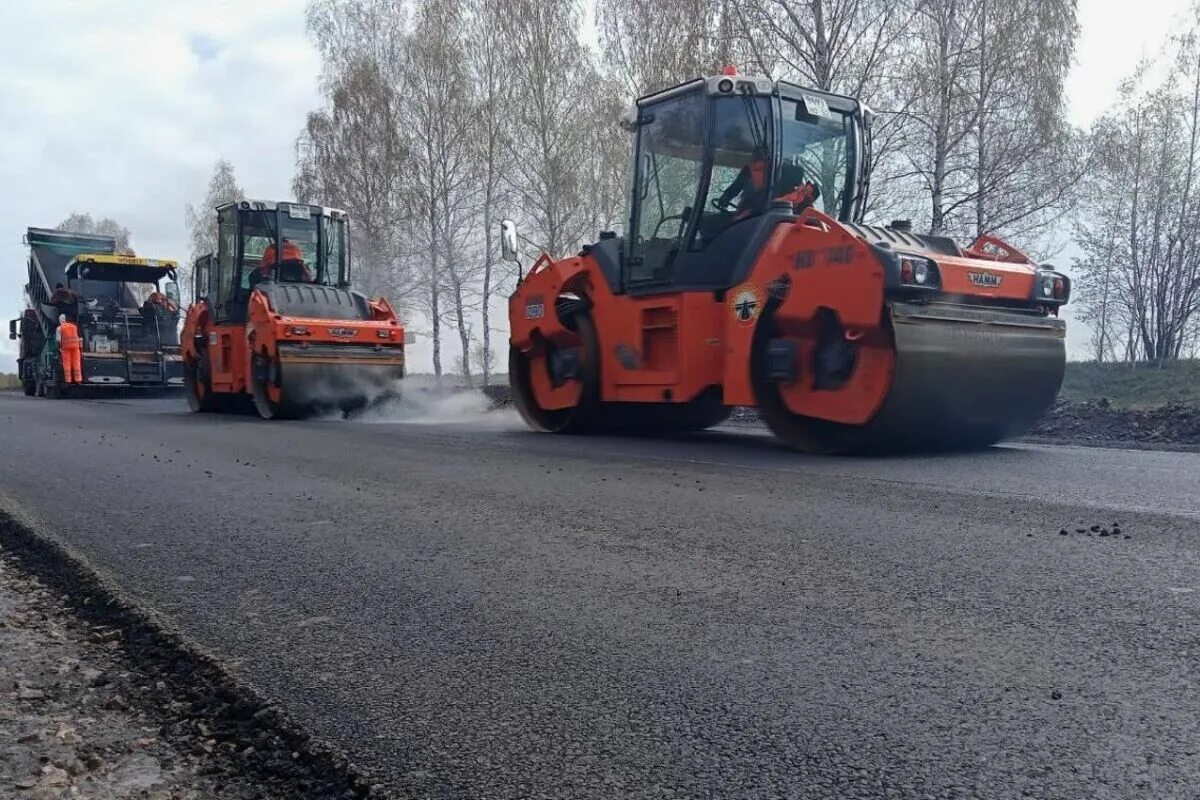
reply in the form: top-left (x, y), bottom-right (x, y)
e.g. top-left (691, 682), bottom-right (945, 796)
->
top-left (296, 0), bottom-right (415, 303)
top-left (1075, 34), bottom-right (1200, 363)
top-left (466, 0), bottom-right (514, 384)
top-left (180, 159), bottom-right (242, 304)
top-left (501, 0), bottom-right (595, 255)
top-left (596, 0), bottom-right (726, 96)
top-left (405, 0), bottom-right (481, 379)
top-left (294, 59), bottom-right (413, 302)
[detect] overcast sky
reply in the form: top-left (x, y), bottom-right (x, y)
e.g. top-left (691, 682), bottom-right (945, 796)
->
top-left (0, 0), bottom-right (1192, 369)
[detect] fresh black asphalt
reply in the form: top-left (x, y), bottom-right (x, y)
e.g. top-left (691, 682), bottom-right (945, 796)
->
top-left (2, 393), bottom-right (1198, 799)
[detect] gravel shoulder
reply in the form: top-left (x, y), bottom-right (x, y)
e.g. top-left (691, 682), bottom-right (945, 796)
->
top-left (0, 513), bottom-right (384, 800)
top-left (0, 545), bottom-right (275, 800)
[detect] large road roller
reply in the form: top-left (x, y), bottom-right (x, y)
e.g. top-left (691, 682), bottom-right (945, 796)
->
top-left (182, 200), bottom-right (406, 419)
top-left (504, 69), bottom-right (1070, 452)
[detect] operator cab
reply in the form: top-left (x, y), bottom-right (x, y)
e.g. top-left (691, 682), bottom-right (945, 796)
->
top-left (619, 70), bottom-right (868, 292)
top-left (198, 200), bottom-right (350, 323)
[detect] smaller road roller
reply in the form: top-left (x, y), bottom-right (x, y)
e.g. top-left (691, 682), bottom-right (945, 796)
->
top-left (182, 200), bottom-right (406, 419)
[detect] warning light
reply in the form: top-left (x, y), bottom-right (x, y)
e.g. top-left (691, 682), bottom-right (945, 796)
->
top-left (721, 65), bottom-right (738, 76)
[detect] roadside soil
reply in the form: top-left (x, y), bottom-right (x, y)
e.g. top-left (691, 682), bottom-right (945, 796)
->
top-left (0, 518), bottom-right (383, 800)
top-left (1027, 399), bottom-right (1200, 450)
top-left (0, 548), bottom-right (279, 800)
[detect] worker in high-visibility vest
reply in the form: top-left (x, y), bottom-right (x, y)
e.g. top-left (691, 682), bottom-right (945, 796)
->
top-left (56, 314), bottom-right (82, 384)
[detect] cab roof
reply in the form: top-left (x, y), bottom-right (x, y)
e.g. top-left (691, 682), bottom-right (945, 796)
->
top-left (635, 72), bottom-right (862, 118)
top-left (217, 199), bottom-right (349, 219)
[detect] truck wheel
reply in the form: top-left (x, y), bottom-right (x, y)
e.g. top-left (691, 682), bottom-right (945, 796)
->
top-left (22, 380), bottom-right (35, 397)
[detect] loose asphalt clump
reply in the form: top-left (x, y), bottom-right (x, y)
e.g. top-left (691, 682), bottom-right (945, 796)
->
top-left (0, 510), bottom-right (391, 800)
top-left (1056, 521), bottom-right (1131, 540)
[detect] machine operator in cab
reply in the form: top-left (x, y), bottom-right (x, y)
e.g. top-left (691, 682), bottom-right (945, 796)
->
top-left (252, 238), bottom-right (312, 286)
top-left (715, 152), bottom-right (820, 221)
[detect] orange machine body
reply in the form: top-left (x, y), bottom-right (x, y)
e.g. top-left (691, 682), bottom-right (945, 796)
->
top-left (509, 208), bottom-right (1057, 426)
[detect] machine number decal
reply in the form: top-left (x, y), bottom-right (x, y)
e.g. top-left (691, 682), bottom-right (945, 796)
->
top-left (287, 204), bottom-right (311, 220)
top-left (328, 327), bottom-right (357, 338)
top-left (525, 297), bottom-right (545, 320)
top-left (208, 332), bottom-right (219, 346)
top-left (967, 271), bottom-right (1003, 288)
top-left (794, 245), bottom-right (854, 269)
top-left (729, 283), bottom-right (763, 325)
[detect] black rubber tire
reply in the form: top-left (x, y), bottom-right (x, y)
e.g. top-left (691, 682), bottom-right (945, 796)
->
top-left (22, 380), bottom-right (35, 397)
top-left (510, 311), bottom-right (600, 434)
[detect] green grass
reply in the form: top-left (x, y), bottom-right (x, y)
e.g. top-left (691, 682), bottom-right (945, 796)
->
top-left (0, 373), bottom-right (22, 391)
top-left (1061, 360), bottom-right (1200, 409)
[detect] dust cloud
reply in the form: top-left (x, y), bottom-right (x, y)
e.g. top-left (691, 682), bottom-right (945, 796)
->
top-left (352, 376), bottom-right (520, 429)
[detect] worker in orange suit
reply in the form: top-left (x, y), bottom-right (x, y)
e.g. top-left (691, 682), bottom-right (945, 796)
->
top-left (56, 314), bottom-right (83, 384)
top-left (259, 239), bottom-right (311, 282)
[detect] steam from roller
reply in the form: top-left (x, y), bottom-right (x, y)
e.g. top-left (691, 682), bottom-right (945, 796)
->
top-left (343, 375), bottom-right (519, 428)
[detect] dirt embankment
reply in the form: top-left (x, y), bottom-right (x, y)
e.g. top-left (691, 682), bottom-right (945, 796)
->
top-left (1029, 400), bottom-right (1200, 449)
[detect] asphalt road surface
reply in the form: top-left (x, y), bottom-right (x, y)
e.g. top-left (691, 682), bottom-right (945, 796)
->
top-left (2, 392), bottom-right (1199, 799)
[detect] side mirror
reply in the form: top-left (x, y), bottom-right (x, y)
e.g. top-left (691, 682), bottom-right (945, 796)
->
top-left (499, 220), bottom-right (520, 263)
top-left (8, 319), bottom-right (17, 340)
top-left (164, 281), bottom-right (180, 305)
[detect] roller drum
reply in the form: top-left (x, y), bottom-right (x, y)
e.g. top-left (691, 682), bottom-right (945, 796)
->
top-left (859, 302), bottom-right (1066, 450)
top-left (260, 343), bottom-right (405, 418)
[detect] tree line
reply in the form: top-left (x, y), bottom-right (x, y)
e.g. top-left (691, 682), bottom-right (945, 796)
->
top-left (173, 0), bottom-right (1197, 370)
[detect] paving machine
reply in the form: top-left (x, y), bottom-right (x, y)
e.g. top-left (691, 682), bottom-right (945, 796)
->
top-left (504, 69), bottom-right (1070, 452)
top-left (8, 227), bottom-right (184, 398)
top-left (182, 200), bottom-right (406, 419)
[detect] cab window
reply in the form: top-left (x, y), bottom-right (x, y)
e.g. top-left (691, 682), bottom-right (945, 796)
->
top-left (628, 90), bottom-right (707, 284)
top-left (214, 208), bottom-right (238, 321)
top-left (780, 98), bottom-right (854, 218)
top-left (694, 96), bottom-right (774, 250)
